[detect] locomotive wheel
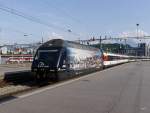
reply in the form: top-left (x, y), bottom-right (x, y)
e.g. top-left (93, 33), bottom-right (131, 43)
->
top-left (35, 72), bottom-right (47, 82)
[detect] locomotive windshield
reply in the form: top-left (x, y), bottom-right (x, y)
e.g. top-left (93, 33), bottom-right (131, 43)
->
top-left (35, 49), bottom-right (60, 67)
top-left (39, 50), bottom-right (58, 60)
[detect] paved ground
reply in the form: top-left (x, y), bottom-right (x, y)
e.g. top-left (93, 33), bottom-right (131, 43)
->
top-left (0, 63), bottom-right (31, 76)
top-left (0, 61), bottom-right (150, 113)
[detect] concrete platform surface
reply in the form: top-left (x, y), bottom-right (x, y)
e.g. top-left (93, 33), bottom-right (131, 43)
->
top-left (0, 61), bottom-right (150, 113)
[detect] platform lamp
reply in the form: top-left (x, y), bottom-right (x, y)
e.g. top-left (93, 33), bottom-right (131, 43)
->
top-left (136, 23), bottom-right (139, 39)
top-left (136, 24), bottom-right (140, 56)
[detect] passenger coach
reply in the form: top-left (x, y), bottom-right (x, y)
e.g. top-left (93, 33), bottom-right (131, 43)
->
top-left (103, 52), bottom-right (130, 67)
top-left (31, 39), bottom-right (103, 80)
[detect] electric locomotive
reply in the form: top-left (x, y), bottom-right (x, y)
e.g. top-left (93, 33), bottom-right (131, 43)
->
top-left (31, 39), bottom-right (103, 80)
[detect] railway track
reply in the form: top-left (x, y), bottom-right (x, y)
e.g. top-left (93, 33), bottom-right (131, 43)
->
top-left (0, 67), bottom-right (102, 100)
top-left (0, 77), bottom-right (35, 99)
top-left (0, 77), bottom-right (81, 101)
top-left (0, 62), bottom-right (129, 101)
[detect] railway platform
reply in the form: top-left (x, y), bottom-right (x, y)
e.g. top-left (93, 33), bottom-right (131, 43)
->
top-left (0, 61), bottom-right (150, 113)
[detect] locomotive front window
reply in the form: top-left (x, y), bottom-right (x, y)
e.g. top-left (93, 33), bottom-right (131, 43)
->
top-left (38, 50), bottom-right (60, 65)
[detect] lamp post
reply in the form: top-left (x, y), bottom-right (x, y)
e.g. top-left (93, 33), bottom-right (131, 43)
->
top-left (21, 34), bottom-right (31, 64)
top-left (136, 24), bottom-right (139, 39)
top-left (136, 24), bottom-right (140, 56)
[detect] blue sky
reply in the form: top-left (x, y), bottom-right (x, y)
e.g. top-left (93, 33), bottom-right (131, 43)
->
top-left (0, 0), bottom-right (150, 44)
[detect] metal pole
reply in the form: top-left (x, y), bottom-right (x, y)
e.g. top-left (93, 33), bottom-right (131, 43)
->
top-left (0, 28), bottom-right (1, 46)
top-left (136, 24), bottom-right (139, 39)
top-left (148, 44), bottom-right (150, 57)
top-left (99, 36), bottom-right (102, 49)
top-left (125, 39), bottom-right (127, 54)
top-left (136, 24), bottom-right (139, 56)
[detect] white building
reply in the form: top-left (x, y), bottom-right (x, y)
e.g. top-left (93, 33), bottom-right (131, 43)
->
top-left (0, 46), bottom-right (8, 54)
top-left (0, 45), bottom-right (14, 54)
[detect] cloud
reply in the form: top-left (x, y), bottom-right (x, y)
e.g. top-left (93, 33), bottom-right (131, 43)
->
top-left (119, 30), bottom-right (149, 38)
top-left (48, 32), bottom-right (64, 40)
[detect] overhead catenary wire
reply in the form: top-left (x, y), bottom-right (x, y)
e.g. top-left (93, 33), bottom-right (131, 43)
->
top-left (42, 0), bottom-right (83, 25)
top-left (1, 26), bottom-right (30, 35)
top-left (0, 26), bottom-right (42, 38)
top-left (0, 3), bottom-right (80, 37)
top-left (41, 0), bottom-right (90, 38)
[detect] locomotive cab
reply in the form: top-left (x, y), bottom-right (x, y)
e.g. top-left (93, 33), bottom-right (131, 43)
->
top-left (31, 40), bottom-right (68, 80)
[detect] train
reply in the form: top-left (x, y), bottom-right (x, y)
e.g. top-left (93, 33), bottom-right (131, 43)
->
top-left (31, 39), bottom-right (134, 80)
top-left (31, 39), bottom-right (104, 80)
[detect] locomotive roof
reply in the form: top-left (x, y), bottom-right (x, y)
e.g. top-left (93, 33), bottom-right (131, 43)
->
top-left (40, 39), bottom-right (99, 51)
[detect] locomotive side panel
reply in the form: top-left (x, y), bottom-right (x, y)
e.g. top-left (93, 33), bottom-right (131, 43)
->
top-left (66, 47), bottom-right (103, 71)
